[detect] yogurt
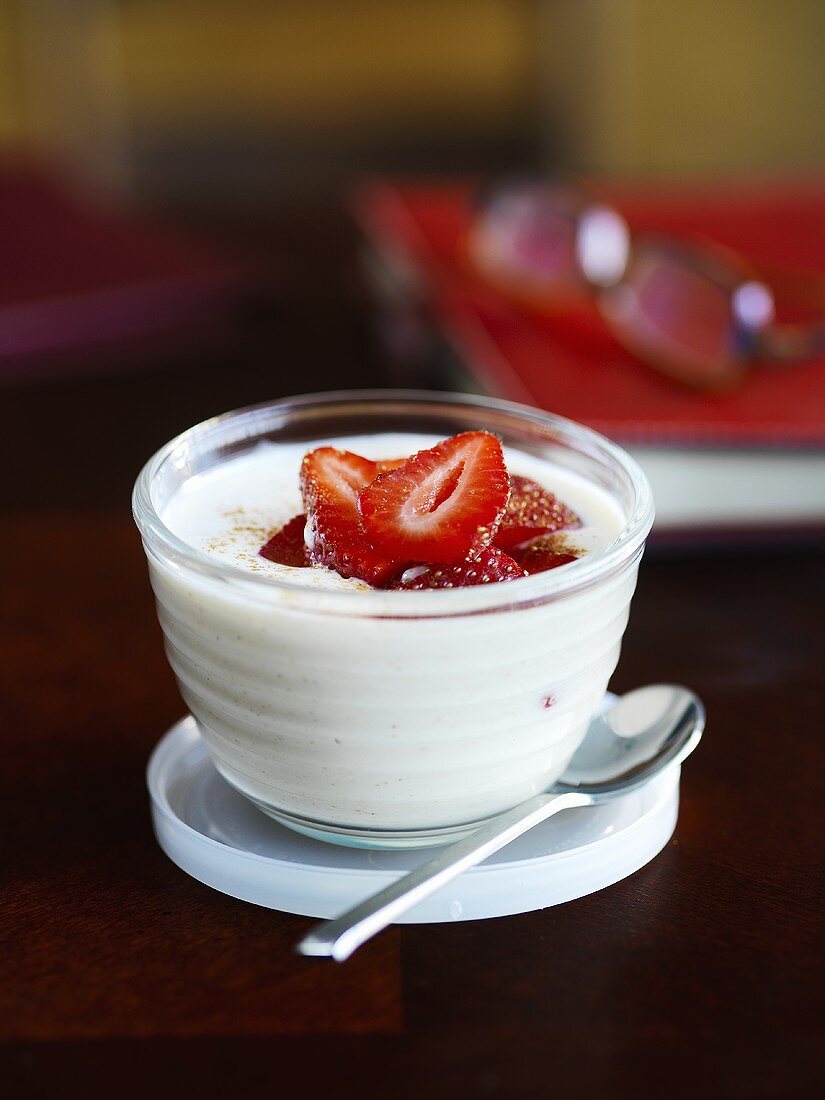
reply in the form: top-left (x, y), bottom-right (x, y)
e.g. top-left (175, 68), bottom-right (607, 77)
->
top-left (136, 399), bottom-right (653, 847)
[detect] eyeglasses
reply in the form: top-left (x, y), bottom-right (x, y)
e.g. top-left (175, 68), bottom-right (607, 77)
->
top-left (464, 182), bottom-right (825, 390)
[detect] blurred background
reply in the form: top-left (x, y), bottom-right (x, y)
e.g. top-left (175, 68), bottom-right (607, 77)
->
top-left (6, 1), bottom-right (825, 201)
top-left (1, 0), bottom-right (825, 516)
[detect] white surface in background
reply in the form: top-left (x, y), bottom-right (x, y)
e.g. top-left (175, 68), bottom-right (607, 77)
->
top-left (631, 447), bottom-right (825, 527)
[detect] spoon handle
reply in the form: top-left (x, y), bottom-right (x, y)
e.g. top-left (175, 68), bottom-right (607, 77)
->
top-left (296, 790), bottom-right (591, 961)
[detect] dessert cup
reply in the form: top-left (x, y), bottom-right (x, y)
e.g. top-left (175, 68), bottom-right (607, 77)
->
top-left (133, 391), bottom-right (654, 848)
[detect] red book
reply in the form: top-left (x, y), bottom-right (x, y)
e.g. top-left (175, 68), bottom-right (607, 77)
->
top-left (353, 178), bottom-right (825, 539)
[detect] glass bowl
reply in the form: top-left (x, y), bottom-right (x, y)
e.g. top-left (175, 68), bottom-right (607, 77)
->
top-left (133, 390), bottom-right (654, 848)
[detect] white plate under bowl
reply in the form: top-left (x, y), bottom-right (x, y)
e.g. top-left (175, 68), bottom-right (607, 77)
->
top-left (147, 699), bottom-right (680, 924)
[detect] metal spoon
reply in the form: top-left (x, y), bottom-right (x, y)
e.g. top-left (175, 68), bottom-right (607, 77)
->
top-left (297, 684), bottom-right (704, 961)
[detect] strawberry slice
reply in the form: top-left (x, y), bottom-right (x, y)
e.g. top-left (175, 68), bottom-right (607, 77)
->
top-left (511, 536), bottom-right (579, 575)
top-left (389, 546), bottom-right (526, 590)
top-left (495, 475), bottom-right (581, 550)
top-left (259, 513), bottom-right (309, 567)
top-left (358, 431), bottom-right (510, 563)
top-left (300, 448), bottom-right (399, 586)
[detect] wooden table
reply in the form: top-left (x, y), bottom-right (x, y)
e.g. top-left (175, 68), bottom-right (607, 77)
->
top-left (2, 293), bottom-right (822, 1098)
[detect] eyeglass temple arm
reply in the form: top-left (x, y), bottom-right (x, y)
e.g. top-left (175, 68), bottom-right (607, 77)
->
top-left (751, 263), bottom-right (825, 362)
top-left (758, 322), bottom-right (825, 363)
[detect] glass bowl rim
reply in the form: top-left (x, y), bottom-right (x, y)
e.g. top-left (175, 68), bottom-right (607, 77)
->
top-left (132, 389), bottom-right (654, 618)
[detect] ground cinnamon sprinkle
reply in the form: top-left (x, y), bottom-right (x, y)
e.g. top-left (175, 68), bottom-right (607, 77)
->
top-left (525, 532), bottom-right (585, 557)
top-left (206, 509), bottom-right (280, 558)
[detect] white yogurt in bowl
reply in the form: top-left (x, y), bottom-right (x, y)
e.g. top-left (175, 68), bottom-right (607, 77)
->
top-left (134, 392), bottom-right (653, 847)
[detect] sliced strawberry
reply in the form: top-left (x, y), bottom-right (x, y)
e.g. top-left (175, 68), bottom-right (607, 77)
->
top-left (259, 513), bottom-right (310, 567)
top-left (495, 475), bottom-right (581, 550)
top-left (358, 431), bottom-right (509, 563)
top-left (300, 448), bottom-right (399, 586)
top-left (375, 457), bottom-right (406, 473)
top-left (511, 535), bottom-right (580, 575)
top-left (389, 546), bottom-right (526, 590)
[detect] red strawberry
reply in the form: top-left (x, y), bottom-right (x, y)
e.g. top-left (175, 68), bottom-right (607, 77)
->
top-left (511, 536), bottom-right (579, 575)
top-left (358, 431), bottom-right (510, 563)
top-left (259, 513), bottom-right (310, 567)
top-left (300, 448), bottom-right (399, 586)
top-left (495, 475), bottom-right (581, 550)
top-left (389, 546), bottom-right (526, 590)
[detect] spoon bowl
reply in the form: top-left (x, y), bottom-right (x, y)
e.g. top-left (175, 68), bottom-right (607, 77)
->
top-left (555, 684), bottom-right (704, 796)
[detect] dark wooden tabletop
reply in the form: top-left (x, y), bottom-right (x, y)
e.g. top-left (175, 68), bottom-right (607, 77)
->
top-left (1, 254), bottom-right (823, 1099)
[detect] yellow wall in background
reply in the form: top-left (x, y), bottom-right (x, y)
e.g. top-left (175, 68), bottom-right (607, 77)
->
top-left (120, 0), bottom-right (536, 131)
top-left (0, 0), bottom-right (537, 196)
top-left (543, 0), bottom-right (825, 175)
top-left (0, 4), bottom-right (24, 144)
top-left (1, 0), bottom-right (823, 196)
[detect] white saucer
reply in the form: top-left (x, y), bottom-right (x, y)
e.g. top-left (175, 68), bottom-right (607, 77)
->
top-left (147, 698), bottom-right (680, 924)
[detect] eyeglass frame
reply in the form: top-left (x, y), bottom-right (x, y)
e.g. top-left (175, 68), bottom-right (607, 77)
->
top-left (463, 180), bottom-right (825, 389)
